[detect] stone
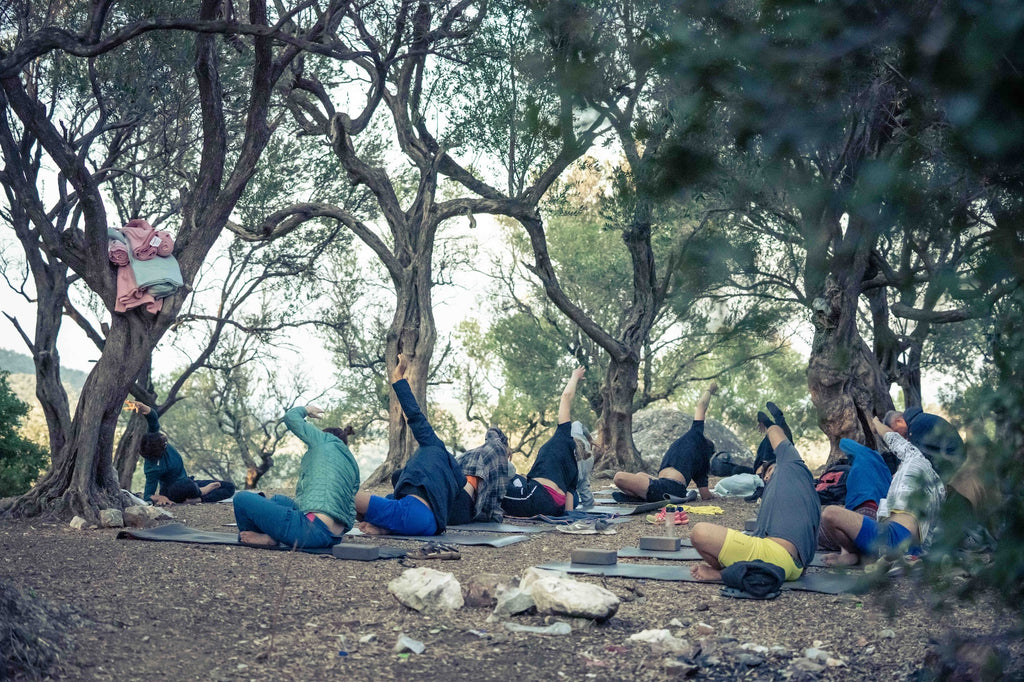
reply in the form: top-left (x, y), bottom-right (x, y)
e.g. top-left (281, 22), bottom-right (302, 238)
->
top-left (632, 408), bottom-right (752, 470)
top-left (503, 621), bottom-right (571, 635)
top-left (880, 628), bottom-right (896, 639)
top-left (527, 574), bottom-right (620, 621)
top-left (520, 567), bottom-right (566, 591)
top-left (387, 568), bottom-right (463, 613)
top-left (741, 643), bottom-right (770, 654)
top-left (792, 658), bottom-right (826, 674)
top-left (464, 573), bottom-right (515, 608)
top-left (826, 657), bottom-right (847, 667)
top-left (694, 622), bottom-right (715, 636)
top-left (144, 506), bottom-right (174, 520)
top-left (123, 506), bottom-right (153, 528)
top-left (804, 647), bottom-right (829, 663)
top-left (737, 653), bottom-right (765, 667)
top-left (663, 659), bottom-right (699, 677)
top-left (393, 635), bottom-right (425, 654)
top-left (98, 509), bottom-right (124, 528)
top-left (491, 586), bottom-right (535, 618)
top-left (629, 629), bottom-right (697, 657)
top-left (69, 516), bottom-right (89, 530)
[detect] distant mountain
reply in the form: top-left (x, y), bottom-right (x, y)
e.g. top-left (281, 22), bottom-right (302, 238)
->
top-left (0, 348), bottom-right (89, 392)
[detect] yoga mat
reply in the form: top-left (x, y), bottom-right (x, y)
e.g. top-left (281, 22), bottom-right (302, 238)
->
top-left (618, 546), bottom-right (836, 568)
top-left (587, 500), bottom-right (670, 516)
top-left (535, 562), bottom-right (864, 595)
top-left (448, 521), bottom-right (553, 534)
top-left (117, 523), bottom-right (405, 558)
top-left (346, 528), bottom-right (531, 547)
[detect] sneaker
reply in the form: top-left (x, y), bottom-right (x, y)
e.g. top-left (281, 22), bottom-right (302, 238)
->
top-left (407, 542), bottom-right (461, 560)
top-left (744, 486), bottom-right (764, 503)
top-left (556, 519), bottom-right (616, 535)
top-left (673, 509), bottom-right (689, 525)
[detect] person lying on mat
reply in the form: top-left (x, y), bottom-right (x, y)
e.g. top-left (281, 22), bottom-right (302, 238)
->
top-left (354, 354), bottom-right (467, 535)
top-left (456, 426), bottom-right (512, 523)
top-left (818, 416), bottom-right (944, 567)
top-left (232, 405), bottom-right (360, 549)
top-left (501, 366), bottom-right (588, 518)
top-left (690, 424), bottom-right (820, 582)
top-left (612, 381), bottom-right (718, 503)
top-left (128, 400), bottom-right (236, 506)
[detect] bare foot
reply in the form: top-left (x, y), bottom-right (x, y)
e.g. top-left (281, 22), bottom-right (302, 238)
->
top-left (822, 550), bottom-right (860, 567)
top-left (239, 531), bottom-right (279, 547)
top-left (690, 563), bottom-right (722, 581)
top-left (357, 521), bottom-right (391, 536)
top-left (199, 481), bottom-right (221, 496)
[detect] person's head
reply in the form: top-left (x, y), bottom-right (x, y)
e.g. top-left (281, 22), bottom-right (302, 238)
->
top-left (883, 410), bottom-right (908, 437)
top-left (324, 425), bottom-right (355, 445)
top-left (571, 421), bottom-right (594, 460)
top-left (139, 432), bottom-right (168, 461)
top-left (763, 461), bottom-right (777, 484)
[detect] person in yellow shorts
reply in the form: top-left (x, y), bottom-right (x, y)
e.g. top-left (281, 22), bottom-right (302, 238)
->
top-left (690, 425), bottom-right (820, 582)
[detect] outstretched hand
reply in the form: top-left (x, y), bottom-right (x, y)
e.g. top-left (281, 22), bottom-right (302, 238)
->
top-left (306, 405), bottom-right (325, 420)
top-left (124, 400), bottom-right (151, 415)
top-left (871, 416), bottom-right (890, 435)
top-left (391, 353), bottom-right (410, 383)
top-left (571, 366), bottom-right (585, 382)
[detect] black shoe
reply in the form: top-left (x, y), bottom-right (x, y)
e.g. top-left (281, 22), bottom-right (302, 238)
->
top-left (744, 486), bottom-right (764, 503)
top-left (757, 411), bottom-right (773, 429)
top-left (766, 401), bottom-right (784, 422)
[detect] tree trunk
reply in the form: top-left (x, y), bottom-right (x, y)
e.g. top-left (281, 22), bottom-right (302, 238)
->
top-left (113, 416), bottom-right (148, 490)
top-left (597, 356), bottom-right (645, 471)
top-left (8, 312), bottom-right (162, 520)
top-left (807, 275), bottom-right (893, 467)
top-left (366, 260), bottom-right (437, 485)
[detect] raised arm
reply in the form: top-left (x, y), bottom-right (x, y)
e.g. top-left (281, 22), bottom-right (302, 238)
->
top-left (391, 354), bottom-right (445, 450)
top-left (283, 405), bottom-right (330, 447)
top-left (558, 367), bottom-right (585, 424)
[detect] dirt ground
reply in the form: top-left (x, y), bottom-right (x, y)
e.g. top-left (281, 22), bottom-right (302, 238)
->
top-left (1, 478), bottom-right (1020, 681)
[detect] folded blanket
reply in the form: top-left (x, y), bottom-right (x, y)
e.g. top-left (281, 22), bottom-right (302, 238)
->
top-left (115, 264), bottom-right (161, 313)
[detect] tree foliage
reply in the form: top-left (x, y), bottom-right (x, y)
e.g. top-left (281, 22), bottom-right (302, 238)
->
top-left (0, 372), bottom-right (48, 497)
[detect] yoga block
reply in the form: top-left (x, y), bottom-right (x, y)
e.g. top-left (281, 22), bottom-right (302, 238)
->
top-left (744, 518), bottom-right (757, 533)
top-left (639, 536), bottom-right (681, 552)
top-left (571, 548), bottom-right (618, 565)
top-left (332, 543), bottom-right (380, 561)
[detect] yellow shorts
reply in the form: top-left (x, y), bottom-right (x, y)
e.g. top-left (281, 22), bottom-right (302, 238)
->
top-left (718, 528), bottom-right (803, 581)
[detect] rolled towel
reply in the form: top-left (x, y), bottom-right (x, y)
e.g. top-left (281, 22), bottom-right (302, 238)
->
top-left (121, 219), bottom-right (158, 260)
top-left (154, 230), bottom-right (174, 257)
top-left (115, 264), bottom-right (162, 314)
top-left (108, 240), bottom-right (130, 266)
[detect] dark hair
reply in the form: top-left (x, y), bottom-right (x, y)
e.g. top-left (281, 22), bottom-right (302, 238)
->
top-left (139, 432), bottom-right (167, 460)
top-left (324, 425), bottom-right (356, 445)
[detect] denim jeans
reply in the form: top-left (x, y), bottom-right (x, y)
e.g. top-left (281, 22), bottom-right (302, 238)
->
top-left (233, 492), bottom-right (339, 548)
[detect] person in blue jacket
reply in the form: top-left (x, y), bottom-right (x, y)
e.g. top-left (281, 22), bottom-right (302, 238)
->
top-left (127, 400), bottom-right (235, 506)
top-left (354, 354), bottom-right (466, 535)
top-left (232, 404), bottom-right (360, 549)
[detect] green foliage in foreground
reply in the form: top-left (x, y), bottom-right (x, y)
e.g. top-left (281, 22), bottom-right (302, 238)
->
top-left (0, 373), bottom-right (49, 497)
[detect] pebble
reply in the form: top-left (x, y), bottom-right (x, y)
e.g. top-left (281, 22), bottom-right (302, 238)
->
top-left (695, 622), bottom-right (715, 635)
top-left (880, 629), bottom-right (896, 639)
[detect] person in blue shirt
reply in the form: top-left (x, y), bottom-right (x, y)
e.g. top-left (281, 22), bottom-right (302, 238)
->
top-left (127, 401), bottom-right (235, 506)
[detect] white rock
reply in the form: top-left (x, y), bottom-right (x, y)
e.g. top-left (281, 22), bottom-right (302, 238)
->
top-left (826, 657), bottom-right (847, 667)
top-left (520, 566), bottom-right (566, 591)
top-left (144, 506), bottom-right (174, 520)
top-left (880, 628), bottom-right (896, 639)
top-left (70, 516), bottom-right (89, 530)
top-left (388, 568), bottom-right (463, 613)
top-left (668, 618), bottom-right (684, 627)
top-left (695, 622), bottom-right (715, 636)
top-left (804, 647), bottom-right (829, 663)
top-left (394, 635), bottom-right (425, 654)
top-left (492, 586), bottom-right (535, 618)
top-left (99, 508), bottom-right (124, 528)
top-left (741, 643), bottom-right (770, 654)
top-left (504, 621), bottom-right (572, 635)
top-left (123, 506), bottom-right (153, 528)
top-left (359, 634), bottom-right (376, 643)
top-left (527, 574), bottom-right (619, 621)
top-left (629, 629), bottom-right (693, 655)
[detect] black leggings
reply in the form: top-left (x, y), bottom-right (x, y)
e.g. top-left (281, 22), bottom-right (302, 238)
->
top-left (501, 475), bottom-right (563, 517)
top-left (166, 478), bottom-right (236, 503)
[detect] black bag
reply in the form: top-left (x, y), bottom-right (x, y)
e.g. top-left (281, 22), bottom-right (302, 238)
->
top-left (815, 464), bottom-right (851, 506)
top-left (720, 560), bottom-right (785, 599)
top-left (710, 452), bottom-right (754, 477)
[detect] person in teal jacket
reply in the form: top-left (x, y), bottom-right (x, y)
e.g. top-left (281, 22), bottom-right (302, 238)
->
top-left (128, 401), bottom-right (235, 505)
top-left (233, 404), bottom-right (360, 549)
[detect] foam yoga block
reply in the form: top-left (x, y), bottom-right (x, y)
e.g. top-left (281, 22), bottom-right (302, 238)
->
top-left (639, 536), bottom-right (682, 551)
top-left (571, 548), bottom-right (618, 565)
top-left (332, 544), bottom-right (380, 561)
top-left (745, 518), bottom-right (757, 532)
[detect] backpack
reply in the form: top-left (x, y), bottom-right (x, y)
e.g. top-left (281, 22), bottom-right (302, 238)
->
top-left (710, 452), bottom-right (753, 477)
top-left (815, 464), bottom-right (851, 506)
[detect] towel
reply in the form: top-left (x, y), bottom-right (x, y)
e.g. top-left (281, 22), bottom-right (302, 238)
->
top-left (108, 240), bottom-right (130, 266)
top-left (115, 263), bottom-right (162, 313)
top-left (122, 219), bottom-right (171, 261)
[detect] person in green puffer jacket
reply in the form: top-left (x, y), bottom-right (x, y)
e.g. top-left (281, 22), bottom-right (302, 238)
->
top-left (233, 405), bottom-right (360, 549)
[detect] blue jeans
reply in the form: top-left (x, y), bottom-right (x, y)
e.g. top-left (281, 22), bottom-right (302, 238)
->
top-left (233, 492), bottom-right (340, 549)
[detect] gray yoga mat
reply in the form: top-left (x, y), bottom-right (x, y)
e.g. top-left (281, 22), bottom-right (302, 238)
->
top-left (345, 528), bottom-right (531, 547)
top-left (117, 523), bottom-right (406, 558)
top-left (617, 546), bottom-right (836, 568)
top-left (535, 562), bottom-right (864, 595)
top-left (586, 500), bottom-right (670, 516)
top-left (447, 521), bottom-right (553, 534)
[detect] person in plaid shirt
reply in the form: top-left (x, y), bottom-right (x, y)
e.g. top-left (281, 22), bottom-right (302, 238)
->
top-left (457, 428), bottom-right (512, 522)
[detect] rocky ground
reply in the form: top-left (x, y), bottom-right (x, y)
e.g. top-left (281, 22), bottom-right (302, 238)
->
top-left (1, 478), bottom-right (1020, 681)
